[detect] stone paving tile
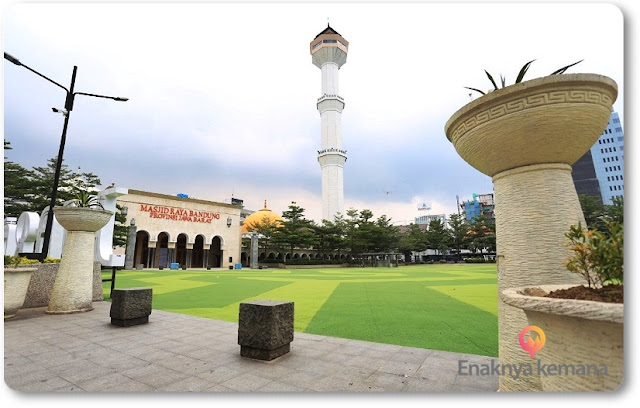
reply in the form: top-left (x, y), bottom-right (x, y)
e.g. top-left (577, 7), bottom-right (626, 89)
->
top-left (16, 376), bottom-right (77, 392)
top-left (361, 371), bottom-right (410, 392)
top-left (402, 376), bottom-right (455, 392)
top-left (26, 349), bottom-right (81, 369)
top-left (317, 351), bottom-right (358, 364)
top-left (104, 379), bottom-right (155, 392)
top-left (4, 366), bottom-right (58, 389)
top-left (89, 352), bottom-right (150, 371)
top-left (321, 336), bottom-right (351, 344)
top-left (307, 375), bottom-right (364, 392)
top-left (75, 372), bottom-right (139, 392)
top-left (4, 302), bottom-right (498, 393)
top-left (343, 355), bottom-right (387, 371)
top-left (203, 384), bottom-right (236, 392)
top-left (378, 359), bottom-right (422, 377)
top-left (3, 361), bottom-right (53, 380)
top-left (454, 372), bottom-right (499, 391)
top-left (155, 375), bottom-right (217, 392)
top-left (219, 373), bottom-right (273, 391)
top-left (195, 363), bottom-right (253, 384)
top-left (276, 369), bottom-right (324, 389)
top-left (126, 365), bottom-right (191, 388)
top-left (51, 359), bottom-right (115, 384)
top-left (352, 383), bottom-right (386, 392)
top-left (257, 380), bottom-right (307, 392)
top-left (153, 354), bottom-right (214, 375)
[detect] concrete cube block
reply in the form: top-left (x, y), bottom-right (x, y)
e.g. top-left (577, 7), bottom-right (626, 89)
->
top-left (238, 300), bottom-right (294, 360)
top-left (110, 287), bottom-right (152, 327)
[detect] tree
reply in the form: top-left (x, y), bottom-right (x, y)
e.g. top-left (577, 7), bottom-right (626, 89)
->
top-left (425, 218), bottom-right (451, 256)
top-left (578, 194), bottom-right (607, 231)
top-left (397, 223), bottom-right (427, 261)
top-left (467, 215), bottom-right (496, 254)
top-left (4, 140), bottom-right (34, 218)
top-left (272, 202), bottom-right (316, 263)
top-left (604, 196), bottom-right (623, 225)
top-left (113, 204), bottom-right (128, 247)
top-left (448, 213), bottom-right (470, 261)
top-left (245, 214), bottom-right (283, 257)
top-left (27, 158), bottom-right (101, 213)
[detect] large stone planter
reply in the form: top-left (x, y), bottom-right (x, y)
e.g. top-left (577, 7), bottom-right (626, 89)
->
top-left (445, 74), bottom-right (617, 391)
top-left (501, 285), bottom-right (623, 391)
top-left (4, 266), bottom-right (38, 319)
top-left (47, 207), bottom-right (113, 314)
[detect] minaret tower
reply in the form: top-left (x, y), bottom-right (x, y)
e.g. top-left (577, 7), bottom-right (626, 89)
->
top-left (310, 25), bottom-right (349, 221)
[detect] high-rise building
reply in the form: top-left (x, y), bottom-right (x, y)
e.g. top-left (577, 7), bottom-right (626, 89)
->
top-left (572, 111), bottom-right (624, 205)
top-left (310, 25), bottom-right (348, 221)
top-left (460, 193), bottom-right (495, 224)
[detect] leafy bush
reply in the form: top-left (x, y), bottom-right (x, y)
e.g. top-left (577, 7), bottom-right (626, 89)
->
top-left (4, 255), bottom-right (40, 267)
top-left (43, 257), bottom-right (61, 263)
top-left (465, 257), bottom-right (486, 263)
top-left (565, 220), bottom-right (623, 288)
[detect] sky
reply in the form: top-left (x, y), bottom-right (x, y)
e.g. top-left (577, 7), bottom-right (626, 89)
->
top-left (2, 1), bottom-right (626, 226)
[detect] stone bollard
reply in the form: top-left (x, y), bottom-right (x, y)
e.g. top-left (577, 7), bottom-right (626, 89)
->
top-left (110, 288), bottom-right (152, 327)
top-left (238, 300), bottom-right (294, 361)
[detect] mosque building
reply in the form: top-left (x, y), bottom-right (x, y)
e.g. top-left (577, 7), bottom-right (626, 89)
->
top-left (116, 190), bottom-right (243, 269)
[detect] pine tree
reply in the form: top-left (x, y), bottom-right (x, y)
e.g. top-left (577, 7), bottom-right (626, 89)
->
top-left (3, 140), bottom-right (35, 217)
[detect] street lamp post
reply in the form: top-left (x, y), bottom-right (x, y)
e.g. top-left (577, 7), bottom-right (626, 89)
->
top-left (4, 52), bottom-right (128, 261)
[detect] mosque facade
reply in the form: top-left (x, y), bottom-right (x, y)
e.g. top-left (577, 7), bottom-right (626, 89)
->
top-left (116, 190), bottom-right (243, 269)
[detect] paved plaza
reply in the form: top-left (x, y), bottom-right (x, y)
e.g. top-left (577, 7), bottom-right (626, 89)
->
top-left (4, 301), bottom-right (498, 392)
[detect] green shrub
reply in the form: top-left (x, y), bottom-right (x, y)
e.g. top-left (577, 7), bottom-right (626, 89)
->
top-left (4, 255), bottom-right (40, 267)
top-left (464, 257), bottom-right (486, 263)
top-left (43, 257), bottom-right (61, 263)
top-left (565, 220), bottom-right (623, 288)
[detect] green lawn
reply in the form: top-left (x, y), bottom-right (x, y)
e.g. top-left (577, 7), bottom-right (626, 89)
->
top-left (102, 264), bottom-right (498, 356)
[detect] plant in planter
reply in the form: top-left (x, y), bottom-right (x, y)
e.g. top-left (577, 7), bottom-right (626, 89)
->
top-left (4, 256), bottom-right (40, 319)
top-left (465, 59), bottom-right (583, 95)
top-left (48, 191), bottom-right (114, 314)
top-left (501, 217), bottom-right (623, 391)
top-left (445, 62), bottom-right (617, 392)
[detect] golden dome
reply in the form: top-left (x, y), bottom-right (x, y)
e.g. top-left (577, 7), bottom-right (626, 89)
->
top-left (241, 200), bottom-right (283, 233)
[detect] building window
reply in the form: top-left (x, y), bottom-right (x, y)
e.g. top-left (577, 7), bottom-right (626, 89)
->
top-left (613, 117), bottom-right (620, 124)
top-left (615, 127), bottom-right (622, 132)
top-left (615, 156), bottom-right (619, 161)
top-left (610, 186), bottom-right (613, 191)
top-left (617, 137), bottom-right (623, 142)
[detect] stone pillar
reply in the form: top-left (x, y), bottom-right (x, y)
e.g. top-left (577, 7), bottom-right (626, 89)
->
top-left (250, 232), bottom-right (259, 269)
top-left (124, 223), bottom-right (137, 270)
top-left (493, 164), bottom-right (584, 391)
top-left (148, 248), bottom-right (155, 268)
top-left (186, 249), bottom-right (192, 268)
top-left (47, 208), bottom-right (112, 314)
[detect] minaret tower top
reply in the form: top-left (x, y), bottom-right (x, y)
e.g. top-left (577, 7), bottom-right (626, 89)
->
top-left (310, 24), bottom-right (349, 68)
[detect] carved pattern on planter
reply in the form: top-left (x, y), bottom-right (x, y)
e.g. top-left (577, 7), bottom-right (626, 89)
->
top-left (449, 90), bottom-right (614, 141)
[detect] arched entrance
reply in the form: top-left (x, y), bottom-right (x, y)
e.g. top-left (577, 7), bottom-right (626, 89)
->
top-left (133, 230), bottom-right (150, 268)
top-left (208, 236), bottom-right (222, 268)
top-left (176, 233), bottom-right (188, 267)
top-left (157, 232), bottom-right (169, 268)
top-left (192, 235), bottom-right (205, 268)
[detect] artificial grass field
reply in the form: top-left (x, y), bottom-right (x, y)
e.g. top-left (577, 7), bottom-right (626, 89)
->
top-left (102, 264), bottom-right (498, 356)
